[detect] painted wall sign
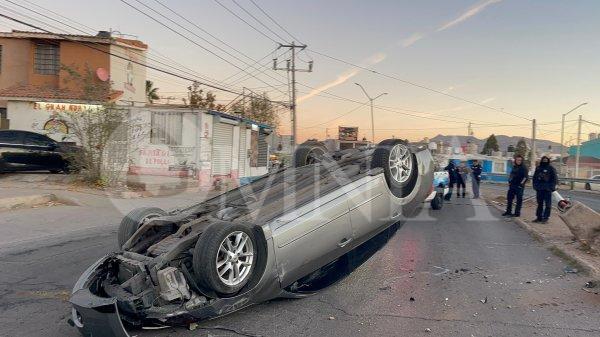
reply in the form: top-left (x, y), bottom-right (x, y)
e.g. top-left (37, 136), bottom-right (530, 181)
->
top-left (43, 118), bottom-right (69, 134)
top-left (33, 102), bottom-right (103, 113)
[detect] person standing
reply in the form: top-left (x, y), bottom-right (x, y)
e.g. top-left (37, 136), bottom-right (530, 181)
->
top-left (471, 159), bottom-right (483, 199)
top-left (457, 162), bottom-right (469, 198)
top-left (444, 160), bottom-right (457, 200)
top-left (503, 155), bottom-right (529, 217)
top-left (532, 156), bottom-right (557, 223)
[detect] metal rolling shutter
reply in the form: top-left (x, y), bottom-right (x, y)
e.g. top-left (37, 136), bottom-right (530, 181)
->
top-left (257, 133), bottom-right (268, 167)
top-left (212, 122), bottom-right (233, 175)
top-left (238, 129), bottom-right (247, 176)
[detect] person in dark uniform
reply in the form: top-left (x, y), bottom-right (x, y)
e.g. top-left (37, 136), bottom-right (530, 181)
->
top-left (456, 162), bottom-right (469, 198)
top-left (502, 155), bottom-right (529, 217)
top-left (470, 159), bottom-right (483, 199)
top-left (532, 156), bottom-right (558, 224)
top-left (444, 160), bottom-right (457, 200)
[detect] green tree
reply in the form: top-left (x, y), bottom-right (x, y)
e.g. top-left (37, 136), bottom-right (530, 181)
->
top-left (145, 80), bottom-right (159, 103)
top-left (481, 134), bottom-right (499, 155)
top-left (230, 93), bottom-right (278, 126)
top-left (187, 82), bottom-right (219, 109)
top-left (515, 138), bottom-right (528, 157)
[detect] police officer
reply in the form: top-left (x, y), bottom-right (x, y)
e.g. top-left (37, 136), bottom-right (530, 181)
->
top-left (503, 155), bottom-right (529, 217)
top-left (471, 159), bottom-right (483, 199)
top-left (444, 160), bottom-right (457, 200)
top-left (532, 156), bottom-right (558, 223)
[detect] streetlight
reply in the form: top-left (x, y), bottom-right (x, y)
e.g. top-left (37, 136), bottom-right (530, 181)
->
top-left (560, 102), bottom-right (587, 176)
top-left (355, 83), bottom-right (387, 144)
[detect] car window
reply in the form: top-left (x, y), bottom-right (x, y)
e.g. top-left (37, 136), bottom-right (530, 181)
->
top-left (0, 131), bottom-right (22, 145)
top-left (23, 133), bottom-right (54, 147)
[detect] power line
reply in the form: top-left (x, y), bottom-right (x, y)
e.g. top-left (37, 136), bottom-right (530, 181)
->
top-left (0, 13), bottom-right (286, 105)
top-left (248, 0), bottom-right (302, 44)
top-left (307, 48), bottom-right (532, 121)
top-left (212, 0), bottom-right (279, 43)
top-left (230, 0), bottom-right (288, 42)
top-left (121, 0), bottom-right (289, 97)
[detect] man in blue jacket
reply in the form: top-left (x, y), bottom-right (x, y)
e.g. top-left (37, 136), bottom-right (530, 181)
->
top-left (502, 155), bottom-right (529, 217)
top-left (532, 156), bottom-right (558, 223)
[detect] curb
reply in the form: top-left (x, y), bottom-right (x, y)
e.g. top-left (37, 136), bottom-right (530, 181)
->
top-left (487, 199), bottom-right (600, 280)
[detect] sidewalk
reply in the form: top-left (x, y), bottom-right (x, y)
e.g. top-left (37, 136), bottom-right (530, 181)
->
top-left (0, 178), bottom-right (220, 255)
top-left (482, 190), bottom-right (600, 280)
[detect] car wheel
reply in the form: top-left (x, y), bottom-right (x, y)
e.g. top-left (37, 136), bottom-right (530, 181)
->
top-left (371, 139), bottom-right (418, 198)
top-left (431, 193), bottom-right (443, 210)
top-left (293, 141), bottom-right (329, 167)
top-left (117, 207), bottom-right (166, 248)
top-left (585, 183), bottom-right (591, 190)
top-left (193, 222), bottom-right (257, 296)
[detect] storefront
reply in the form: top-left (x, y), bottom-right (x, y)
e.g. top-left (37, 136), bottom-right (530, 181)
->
top-left (128, 107), bottom-right (272, 187)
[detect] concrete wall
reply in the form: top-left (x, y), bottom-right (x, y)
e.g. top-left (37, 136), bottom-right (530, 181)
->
top-left (0, 38), bottom-right (31, 90)
top-left (6, 101), bottom-right (75, 142)
top-left (59, 42), bottom-right (110, 91)
top-left (109, 44), bottom-right (147, 106)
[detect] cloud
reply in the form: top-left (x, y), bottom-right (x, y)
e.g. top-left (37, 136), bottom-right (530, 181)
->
top-left (298, 52), bottom-right (386, 103)
top-left (401, 33), bottom-right (425, 47)
top-left (437, 0), bottom-right (502, 32)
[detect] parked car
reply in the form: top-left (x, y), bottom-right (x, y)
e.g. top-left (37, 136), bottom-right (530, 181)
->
top-left (585, 175), bottom-right (600, 191)
top-left (69, 139), bottom-right (434, 337)
top-left (0, 130), bottom-right (78, 173)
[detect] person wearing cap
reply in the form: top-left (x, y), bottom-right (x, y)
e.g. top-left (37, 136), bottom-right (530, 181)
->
top-left (532, 156), bottom-right (558, 223)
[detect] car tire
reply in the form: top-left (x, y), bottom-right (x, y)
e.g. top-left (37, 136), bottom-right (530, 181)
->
top-left (117, 207), bottom-right (166, 248)
top-left (585, 183), bottom-right (591, 190)
top-left (371, 139), bottom-right (418, 198)
top-left (293, 141), bottom-right (329, 167)
top-left (431, 193), bottom-right (443, 210)
top-left (193, 222), bottom-right (257, 296)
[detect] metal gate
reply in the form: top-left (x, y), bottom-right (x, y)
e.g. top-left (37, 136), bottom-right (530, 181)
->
top-left (238, 129), bottom-right (247, 177)
top-left (212, 122), bottom-right (233, 175)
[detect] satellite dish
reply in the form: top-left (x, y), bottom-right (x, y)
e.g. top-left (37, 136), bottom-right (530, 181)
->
top-left (96, 67), bottom-right (109, 82)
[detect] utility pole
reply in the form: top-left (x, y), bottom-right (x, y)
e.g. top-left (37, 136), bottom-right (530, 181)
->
top-left (273, 42), bottom-right (313, 150)
top-left (355, 83), bottom-right (387, 144)
top-left (575, 114), bottom-right (582, 178)
top-left (468, 122), bottom-right (474, 136)
top-left (560, 103), bottom-right (587, 176)
top-left (530, 118), bottom-right (537, 171)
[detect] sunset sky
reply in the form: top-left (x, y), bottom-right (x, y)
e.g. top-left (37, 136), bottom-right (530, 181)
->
top-left (1, 0), bottom-right (599, 143)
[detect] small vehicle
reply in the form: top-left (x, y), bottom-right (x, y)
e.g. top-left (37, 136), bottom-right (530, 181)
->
top-left (0, 130), bottom-right (77, 173)
top-left (69, 139), bottom-right (434, 337)
top-left (585, 175), bottom-right (600, 191)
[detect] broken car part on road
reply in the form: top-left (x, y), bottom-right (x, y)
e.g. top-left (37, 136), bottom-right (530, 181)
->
top-left (69, 140), bottom-right (434, 336)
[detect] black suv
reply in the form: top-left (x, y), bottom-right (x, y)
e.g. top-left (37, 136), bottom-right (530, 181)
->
top-left (0, 130), bottom-right (78, 173)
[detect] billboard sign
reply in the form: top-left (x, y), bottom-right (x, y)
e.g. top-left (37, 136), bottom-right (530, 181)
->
top-left (338, 126), bottom-right (358, 141)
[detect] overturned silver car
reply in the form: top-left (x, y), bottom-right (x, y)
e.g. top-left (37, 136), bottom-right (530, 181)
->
top-left (69, 139), bottom-right (434, 336)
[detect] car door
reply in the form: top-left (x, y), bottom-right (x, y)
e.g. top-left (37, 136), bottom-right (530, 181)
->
top-left (0, 131), bottom-right (29, 170)
top-left (21, 132), bottom-right (63, 170)
top-left (271, 189), bottom-right (353, 287)
top-left (345, 175), bottom-right (393, 242)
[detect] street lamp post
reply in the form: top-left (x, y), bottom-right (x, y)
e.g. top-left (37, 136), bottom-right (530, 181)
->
top-left (355, 83), bottom-right (387, 145)
top-left (560, 102), bottom-right (587, 176)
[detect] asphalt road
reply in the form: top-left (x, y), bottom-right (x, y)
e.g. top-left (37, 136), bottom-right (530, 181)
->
top-left (1, 199), bottom-right (599, 337)
top-left (481, 183), bottom-right (600, 212)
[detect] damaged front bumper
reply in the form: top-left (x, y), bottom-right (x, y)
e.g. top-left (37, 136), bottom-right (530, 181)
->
top-left (70, 255), bottom-right (132, 337)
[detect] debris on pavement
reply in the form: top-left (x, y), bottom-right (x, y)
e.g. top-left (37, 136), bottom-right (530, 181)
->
top-left (425, 328), bottom-right (432, 333)
top-left (480, 296), bottom-right (488, 304)
top-left (584, 280), bottom-right (598, 288)
top-left (409, 297), bottom-right (415, 302)
top-left (328, 316), bottom-right (336, 320)
top-left (379, 285), bottom-right (391, 291)
top-left (563, 266), bottom-right (579, 274)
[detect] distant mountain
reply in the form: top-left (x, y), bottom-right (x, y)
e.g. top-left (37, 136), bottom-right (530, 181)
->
top-left (429, 134), bottom-right (562, 153)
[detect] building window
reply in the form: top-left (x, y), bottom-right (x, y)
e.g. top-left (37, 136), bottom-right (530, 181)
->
top-left (494, 161), bottom-right (506, 173)
top-left (151, 112), bottom-right (182, 145)
top-left (34, 43), bottom-right (60, 75)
